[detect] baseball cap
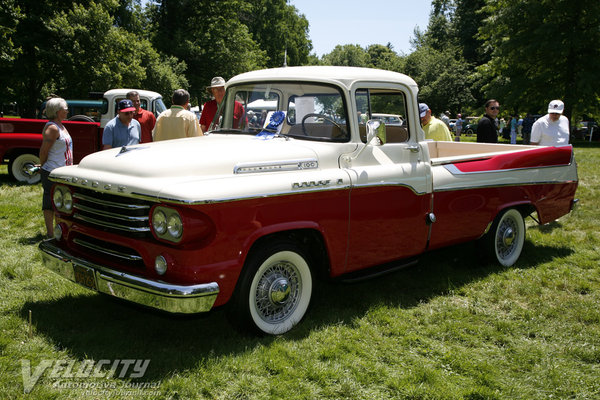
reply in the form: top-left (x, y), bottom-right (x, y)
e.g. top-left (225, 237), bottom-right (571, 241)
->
top-left (419, 103), bottom-right (429, 118)
top-left (206, 76), bottom-right (226, 89)
top-left (117, 99), bottom-right (136, 113)
top-left (547, 100), bottom-right (564, 114)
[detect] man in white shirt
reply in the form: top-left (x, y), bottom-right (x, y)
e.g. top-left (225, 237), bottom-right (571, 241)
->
top-left (530, 100), bottom-right (570, 146)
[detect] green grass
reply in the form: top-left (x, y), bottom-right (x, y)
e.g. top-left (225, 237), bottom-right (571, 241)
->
top-left (1, 144), bottom-right (599, 399)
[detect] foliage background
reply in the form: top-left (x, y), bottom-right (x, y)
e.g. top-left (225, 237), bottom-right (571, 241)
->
top-left (1, 0), bottom-right (598, 122)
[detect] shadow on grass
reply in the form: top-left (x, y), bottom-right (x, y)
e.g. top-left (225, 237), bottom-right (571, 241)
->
top-left (18, 232), bottom-right (46, 245)
top-left (0, 172), bottom-right (36, 187)
top-left (20, 240), bottom-right (573, 381)
top-left (529, 220), bottom-right (563, 234)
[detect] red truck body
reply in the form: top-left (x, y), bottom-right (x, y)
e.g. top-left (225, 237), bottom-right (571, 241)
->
top-left (0, 117), bottom-right (103, 163)
top-left (0, 88), bottom-right (165, 183)
top-left (0, 118), bottom-right (103, 183)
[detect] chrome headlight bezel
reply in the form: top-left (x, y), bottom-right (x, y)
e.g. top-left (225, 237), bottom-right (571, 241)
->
top-left (151, 206), bottom-right (183, 243)
top-left (52, 185), bottom-right (74, 214)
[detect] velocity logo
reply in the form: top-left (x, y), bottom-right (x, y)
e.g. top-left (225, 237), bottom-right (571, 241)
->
top-left (20, 359), bottom-right (150, 394)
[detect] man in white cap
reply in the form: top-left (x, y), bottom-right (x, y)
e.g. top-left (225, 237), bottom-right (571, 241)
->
top-left (200, 76), bottom-right (246, 132)
top-left (530, 100), bottom-right (570, 146)
top-left (419, 103), bottom-right (452, 141)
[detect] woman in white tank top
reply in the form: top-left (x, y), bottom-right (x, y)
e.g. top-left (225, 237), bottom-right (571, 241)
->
top-left (39, 97), bottom-right (73, 238)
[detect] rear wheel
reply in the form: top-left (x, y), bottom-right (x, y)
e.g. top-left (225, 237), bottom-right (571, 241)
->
top-left (67, 115), bottom-right (95, 122)
top-left (479, 208), bottom-right (525, 266)
top-left (8, 153), bottom-right (41, 184)
top-left (228, 240), bottom-right (313, 335)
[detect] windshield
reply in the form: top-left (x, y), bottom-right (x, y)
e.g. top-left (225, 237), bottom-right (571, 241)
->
top-left (154, 98), bottom-right (167, 117)
top-left (211, 82), bottom-right (350, 142)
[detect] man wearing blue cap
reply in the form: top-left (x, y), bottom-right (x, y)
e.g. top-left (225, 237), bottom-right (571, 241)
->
top-left (419, 103), bottom-right (452, 141)
top-left (102, 99), bottom-right (142, 149)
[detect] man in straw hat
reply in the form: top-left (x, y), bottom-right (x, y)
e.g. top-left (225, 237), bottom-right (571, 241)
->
top-left (200, 76), bottom-right (246, 132)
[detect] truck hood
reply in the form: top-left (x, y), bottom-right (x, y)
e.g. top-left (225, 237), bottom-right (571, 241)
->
top-left (77, 135), bottom-right (319, 178)
top-left (50, 135), bottom-right (354, 203)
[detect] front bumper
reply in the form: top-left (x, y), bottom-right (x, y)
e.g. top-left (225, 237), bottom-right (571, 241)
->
top-left (39, 239), bottom-right (219, 314)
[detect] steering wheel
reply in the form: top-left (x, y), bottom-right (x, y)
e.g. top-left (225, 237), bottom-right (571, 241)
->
top-left (301, 113), bottom-right (343, 136)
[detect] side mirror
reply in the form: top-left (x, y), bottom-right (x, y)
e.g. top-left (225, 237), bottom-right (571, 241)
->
top-left (344, 119), bottom-right (387, 165)
top-left (366, 119), bottom-right (386, 145)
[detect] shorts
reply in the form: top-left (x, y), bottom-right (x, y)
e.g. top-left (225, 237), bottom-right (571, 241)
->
top-left (41, 168), bottom-right (53, 210)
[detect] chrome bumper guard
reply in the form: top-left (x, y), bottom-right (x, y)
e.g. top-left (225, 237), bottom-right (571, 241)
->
top-left (39, 239), bottom-right (219, 314)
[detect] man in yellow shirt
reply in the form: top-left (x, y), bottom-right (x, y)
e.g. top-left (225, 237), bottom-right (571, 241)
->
top-left (152, 89), bottom-right (203, 141)
top-left (419, 103), bottom-right (452, 141)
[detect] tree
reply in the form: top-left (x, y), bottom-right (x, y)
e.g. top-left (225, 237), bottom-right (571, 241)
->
top-left (48, 1), bottom-right (187, 99)
top-left (321, 44), bottom-right (370, 67)
top-left (479, 0), bottom-right (600, 121)
top-left (241, 0), bottom-right (312, 68)
top-left (367, 44), bottom-right (405, 72)
top-left (0, 0), bottom-right (22, 69)
top-left (150, 0), bottom-right (266, 104)
top-left (404, 45), bottom-right (475, 115)
top-left (0, 0), bottom-right (187, 117)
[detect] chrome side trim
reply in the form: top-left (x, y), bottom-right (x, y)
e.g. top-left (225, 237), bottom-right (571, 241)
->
top-left (443, 162), bottom-right (573, 176)
top-left (73, 238), bottom-right (143, 261)
top-left (73, 193), bottom-right (151, 210)
top-left (433, 179), bottom-right (578, 193)
top-left (233, 158), bottom-right (319, 174)
top-left (39, 240), bottom-right (219, 314)
top-left (74, 203), bottom-right (148, 222)
top-left (136, 182), bottom-right (427, 205)
top-left (74, 213), bottom-right (151, 233)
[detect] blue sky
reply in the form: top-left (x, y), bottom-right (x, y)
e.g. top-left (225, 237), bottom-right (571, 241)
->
top-left (289, 0), bottom-right (433, 56)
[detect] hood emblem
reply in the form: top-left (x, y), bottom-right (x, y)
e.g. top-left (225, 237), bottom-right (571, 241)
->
top-left (116, 146), bottom-right (148, 157)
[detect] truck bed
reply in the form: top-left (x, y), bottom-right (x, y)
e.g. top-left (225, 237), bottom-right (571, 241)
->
top-left (426, 141), bottom-right (539, 165)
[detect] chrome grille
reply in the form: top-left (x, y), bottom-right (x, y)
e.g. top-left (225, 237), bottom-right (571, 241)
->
top-left (72, 188), bottom-right (153, 237)
top-left (73, 234), bottom-right (145, 269)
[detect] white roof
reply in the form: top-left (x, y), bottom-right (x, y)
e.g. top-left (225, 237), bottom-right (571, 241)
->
top-left (227, 66), bottom-right (418, 91)
top-left (103, 88), bottom-right (162, 99)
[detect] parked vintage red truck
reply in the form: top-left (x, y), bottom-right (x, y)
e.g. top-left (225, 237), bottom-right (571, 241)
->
top-left (0, 89), bottom-right (165, 183)
top-left (39, 66), bottom-right (578, 335)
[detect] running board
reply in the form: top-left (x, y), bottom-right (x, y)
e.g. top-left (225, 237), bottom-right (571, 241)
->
top-left (340, 258), bottom-right (419, 283)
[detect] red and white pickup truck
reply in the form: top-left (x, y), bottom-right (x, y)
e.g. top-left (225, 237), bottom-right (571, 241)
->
top-left (0, 89), bottom-right (165, 183)
top-left (39, 66), bottom-right (578, 335)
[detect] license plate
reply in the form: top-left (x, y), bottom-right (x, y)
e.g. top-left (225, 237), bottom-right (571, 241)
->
top-left (73, 264), bottom-right (97, 291)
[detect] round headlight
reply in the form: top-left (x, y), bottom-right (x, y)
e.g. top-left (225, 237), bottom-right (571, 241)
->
top-left (167, 214), bottom-right (183, 238)
top-left (153, 211), bottom-right (167, 234)
top-left (63, 191), bottom-right (73, 211)
top-left (155, 255), bottom-right (167, 275)
top-left (53, 189), bottom-right (64, 209)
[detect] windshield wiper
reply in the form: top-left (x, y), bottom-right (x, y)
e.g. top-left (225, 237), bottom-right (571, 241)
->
top-left (210, 128), bottom-right (244, 134)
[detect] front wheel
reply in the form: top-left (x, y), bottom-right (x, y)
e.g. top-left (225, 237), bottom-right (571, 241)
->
top-left (479, 208), bottom-right (526, 267)
top-left (8, 153), bottom-right (41, 184)
top-left (228, 241), bottom-right (313, 335)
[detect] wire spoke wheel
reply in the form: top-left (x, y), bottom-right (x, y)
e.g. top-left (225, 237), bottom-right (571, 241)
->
top-left (252, 260), bottom-right (301, 324)
top-left (228, 241), bottom-right (313, 335)
top-left (481, 208), bottom-right (525, 267)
